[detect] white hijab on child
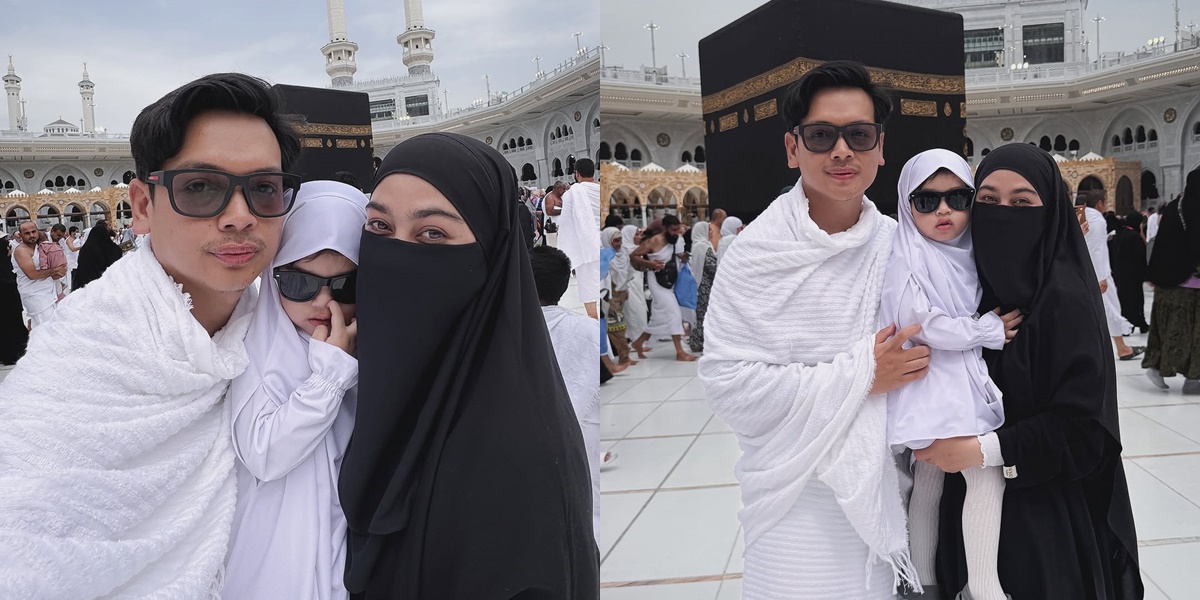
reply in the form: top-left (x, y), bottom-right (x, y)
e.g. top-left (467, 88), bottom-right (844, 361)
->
top-left (878, 148), bottom-right (980, 328)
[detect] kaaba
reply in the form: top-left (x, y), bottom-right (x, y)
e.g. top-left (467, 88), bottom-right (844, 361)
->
top-left (698, 0), bottom-right (966, 220)
top-left (272, 84), bottom-right (375, 192)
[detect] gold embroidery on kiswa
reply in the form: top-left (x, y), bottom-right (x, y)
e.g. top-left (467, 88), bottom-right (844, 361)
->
top-left (301, 137), bottom-right (324, 148)
top-left (719, 113), bottom-right (739, 132)
top-left (335, 139), bottom-right (359, 149)
top-left (702, 57), bottom-right (964, 114)
top-left (754, 99), bottom-right (778, 121)
top-left (296, 123), bottom-right (373, 136)
top-left (900, 99), bottom-right (938, 117)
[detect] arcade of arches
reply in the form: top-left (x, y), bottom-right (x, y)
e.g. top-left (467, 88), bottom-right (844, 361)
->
top-left (1, 187), bottom-right (129, 233)
top-left (1059, 157), bottom-right (1144, 214)
top-left (600, 162), bottom-right (709, 227)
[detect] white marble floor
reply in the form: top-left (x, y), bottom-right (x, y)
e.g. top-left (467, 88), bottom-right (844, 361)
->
top-left (600, 323), bottom-right (1200, 599)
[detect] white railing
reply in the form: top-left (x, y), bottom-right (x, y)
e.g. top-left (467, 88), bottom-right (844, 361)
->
top-left (600, 66), bottom-right (702, 89)
top-left (966, 38), bottom-right (1200, 86)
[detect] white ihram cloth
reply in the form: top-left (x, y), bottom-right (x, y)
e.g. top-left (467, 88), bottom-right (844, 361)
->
top-left (223, 182), bottom-right (368, 600)
top-left (645, 243), bottom-right (684, 336)
top-left (541, 305), bottom-right (602, 538)
top-left (879, 149), bottom-right (1005, 450)
top-left (698, 181), bottom-right (917, 598)
top-left (1084, 206), bottom-right (1133, 336)
top-left (0, 244), bottom-right (256, 599)
top-left (621, 225), bottom-right (649, 341)
top-left (558, 181), bottom-right (601, 304)
top-left (12, 246), bottom-right (58, 322)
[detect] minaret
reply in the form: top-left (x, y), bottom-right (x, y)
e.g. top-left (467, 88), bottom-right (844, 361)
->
top-left (79, 63), bottom-right (96, 133)
top-left (398, 0), bottom-right (436, 75)
top-left (322, 0), bottom-right (359, 86)
top-left (4, 56), bottom-right (26, 131)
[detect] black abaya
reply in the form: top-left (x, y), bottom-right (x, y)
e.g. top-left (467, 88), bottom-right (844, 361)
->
top-left (74, 223), bottom-right (123, 291)
top-left (936, 143), bottom-right (1141, 599)
top-left (0, 244), bottom-right (28, 364)
top-left (1111, 215), bottom-right (1149, 330)
top-left (338, 133), bottom-right (599, 599)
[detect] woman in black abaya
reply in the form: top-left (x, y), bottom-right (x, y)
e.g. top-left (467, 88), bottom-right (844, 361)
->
top-left (74, 220), bottom-right (123, 291)
top-left (933, 143), bottom-right (1141, 599)
top-left (1111, 212), bottom-right (1149, 332)
top-left (0, 233), bottom-right (29, 364)
top-left (1143, 168), bottom-right (1200, 392)
top-left (338, 132), bottom-right (599, 599)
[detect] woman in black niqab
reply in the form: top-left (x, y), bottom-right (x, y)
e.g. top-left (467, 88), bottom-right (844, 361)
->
top-left (0, 233), bottom-right (29, 364)
top-left (1111, 212), bottom-right (1149, 331)
top-left (73, 221), bottom-right (122, 290)
top-left (1143, 167), bottom-right (1200, 383)
top-left (935, 143), bottom-right (1142, 599)
top-left (338, 132), bottom-right (599, 599)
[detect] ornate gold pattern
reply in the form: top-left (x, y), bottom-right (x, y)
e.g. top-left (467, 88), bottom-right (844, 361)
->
top-left (900, 99), bottom-right (937, 117)
top-left (943, 103), bottom-right (952, 117)
top-left (960, 102), bottom-right (966, 117)
top-left (301, 137), bottom-right (324, 148)
top-left (753, 99), bottom-right (778, 121)
top-left (719, 113), bottom-right (739, 132)
top-left (295, 123), bottom-right (373, 136)
top-left (1165, 108), bottom-right (1178, 123)
top-left (702, 56), bottom-right (964, 114)
top-left (335, 139), bottom-right (358, 149)
top-left (1000, 127), bottom-right (1014, 141)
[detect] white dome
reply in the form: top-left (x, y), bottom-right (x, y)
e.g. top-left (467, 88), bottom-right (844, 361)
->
top-left (6, 189), bottom-right (28, 197)
top-left (640, 162), bottom-right (666, 172)
top-left (89, 186), bottom-right (102, 192)
top-left (676, 163), bottom-right (702, 172)
top-left (607, 161), bottom-right (629, 171)
top-left (1051, 154), bottom-right (1068, 163)
top-left (36, 188), bottom-right (54, 195)
top-left (1079, 151), bottom-right (1104, 161)
top-left (114, 182), bottom-right (130, 188)
top-left (64, 187), bottom-right (81, 193)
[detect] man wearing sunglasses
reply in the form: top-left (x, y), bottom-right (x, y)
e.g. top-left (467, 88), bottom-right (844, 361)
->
top-left (0, 73), bottom-right (304, 598)
top-left (699, 61), bottom-right (931, 598)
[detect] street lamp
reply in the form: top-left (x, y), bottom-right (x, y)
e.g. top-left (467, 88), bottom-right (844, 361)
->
top-left (644, 21), bottom-right (660, 70)
top-left (573, 32), bottom-right (583, 56)
top-left (676, 51), bottom-right (689, 78)
top-left (600, 44), bottom-right (609, 66)
top-left (533, 56), bottom-right (542, 79)
top-left (483, 74), bottom-right (491, 105)
top-left (1092, 15), bottom-right (1105, 65)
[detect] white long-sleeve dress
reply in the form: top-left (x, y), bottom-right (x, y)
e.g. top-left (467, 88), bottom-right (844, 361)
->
top-left (223, 338), bottom-right (358, 600)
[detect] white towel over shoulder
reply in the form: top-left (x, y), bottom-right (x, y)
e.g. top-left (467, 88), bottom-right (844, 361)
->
top-left (699, 181), bottom-right (918, 591)
top-left (0, 245), bottom-right (255, 599)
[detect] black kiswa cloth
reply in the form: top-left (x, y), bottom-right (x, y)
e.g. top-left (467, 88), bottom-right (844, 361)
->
top-left (1147, 167), bottom-right (1200, 287)
top-left (936, 144), bottom-right (1142, 599)
top-left (338, 132), bottom-right (599, 599)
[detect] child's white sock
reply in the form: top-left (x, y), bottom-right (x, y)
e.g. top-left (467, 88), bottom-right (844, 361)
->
top-left (909, 459), bottom-right (944, 585)
top-left (961, 466), bottom-right (1006, 600)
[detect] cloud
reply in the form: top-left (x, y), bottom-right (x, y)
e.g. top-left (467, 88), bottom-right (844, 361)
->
top-left (2, 0), bottom-right (598, 133)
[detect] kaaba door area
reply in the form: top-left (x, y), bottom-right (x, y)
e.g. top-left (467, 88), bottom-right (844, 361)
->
top-left (699, 0), bottom-right (966, 221)
top-left (272, 84), bottom-right (375, 192)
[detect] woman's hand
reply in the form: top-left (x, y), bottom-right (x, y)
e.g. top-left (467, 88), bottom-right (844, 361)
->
top-left (994, 308), bottom-right (1024, 344)
top-left (913, 436), bottom-right (984, 473)
top-left (313, 300), bottom-right (358, 358)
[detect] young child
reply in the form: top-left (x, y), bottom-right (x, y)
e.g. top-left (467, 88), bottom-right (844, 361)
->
top-left (223, 181), bottom-right (368, 600)
top-left (878, 149), bottom-right (1022, 600)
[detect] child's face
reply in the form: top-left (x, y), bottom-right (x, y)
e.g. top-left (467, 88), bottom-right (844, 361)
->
top-left (909, 171), bottom-right (971, 243)
top-left (278, 250), bottom-right (358, 336)
top-left (610, 236), bottom-right (622, 251)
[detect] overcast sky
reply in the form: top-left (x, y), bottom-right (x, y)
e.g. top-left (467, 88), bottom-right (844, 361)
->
top-left (602, 0), bottom-right (1196, 78)
top-left (0, 0), bottom-right (598, 134)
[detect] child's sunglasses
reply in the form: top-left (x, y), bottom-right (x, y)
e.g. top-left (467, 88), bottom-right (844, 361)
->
top-left (272, 269), bottom-right (357, 304)
top-left (909, 188), bottom-right (975, 214)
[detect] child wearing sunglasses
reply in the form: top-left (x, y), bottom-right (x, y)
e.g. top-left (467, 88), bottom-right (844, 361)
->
top-left (878, 150), bottom-right (1022, 600)
top-left (223, 181), bottom-right (368, 600)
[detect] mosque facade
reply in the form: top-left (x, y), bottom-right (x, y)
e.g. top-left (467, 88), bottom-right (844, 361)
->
top-left (599, 0), bottom-right (1200, 220)
top-left (0, 0), bottom-right (598, 232)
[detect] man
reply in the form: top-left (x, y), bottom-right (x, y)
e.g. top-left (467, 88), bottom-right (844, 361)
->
top-left (529, 245), bottom-right (601, 540)
top-left (50, 223), bottom-right (80, 294)
top-left (0, 73), bottom-right (301, 598)
top-left (558, 159), bottom-right (602, 319)
top-left (708, 207), bottom-right (728, 248)
top-left (698, 61), bottom-right (930, 598)
top-left (630, 214), bottom-right (696, 362)
top-left (1082, 196), bottom-right (1144, 360)
top-left (1145, 205), bottom-right (1160, 241)
top-left (543, 180), bottom-right (569, 247)
top-left (9, 220), bottom-right (64, 328)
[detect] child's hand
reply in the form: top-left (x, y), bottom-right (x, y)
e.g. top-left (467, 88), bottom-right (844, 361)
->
top-left (914, 436), bottom-right (984, 473)
top-left (994, 308), bottom-right (1024, 344)
top-left (313, 300), bottom-right (358, 358)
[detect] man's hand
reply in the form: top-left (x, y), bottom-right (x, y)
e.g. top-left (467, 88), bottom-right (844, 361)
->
top-left (994, 308), bottom-right (1024, 344)
top-left (913, 436), bottom-right (984, 473)
top-left (868, 324), bottom-right (930, 395)
top-left (648, 260), bottom-right (665, 272)
top-left (1099, 279), bottom-right (1109, 294)
top-left (51, 265), bottom-right (67, 280)
top-left (312, 301), bottom-right (357, 358)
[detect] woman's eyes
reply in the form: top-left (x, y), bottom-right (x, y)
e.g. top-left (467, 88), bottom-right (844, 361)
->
top-left (366, 219), bottom-right (391, 234)
top-left (418, 228), bottom-right (448, 242)
top-left (977, 194), bottom-right (999, 204)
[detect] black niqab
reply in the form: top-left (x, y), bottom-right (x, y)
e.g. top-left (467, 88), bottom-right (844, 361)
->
top-left (74, 222), bottom-right (122, 291)
top-left (338, 132), bottom-right (599, 599)
top-left (1147, 167), bottom-right (1200, 287)
top-left (936, 143), bottom-right (1142, 598)
top-left (0, 240), bottom-right (28, 364)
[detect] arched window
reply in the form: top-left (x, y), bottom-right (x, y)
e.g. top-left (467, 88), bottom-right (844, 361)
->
top-left (1053, 135), bottom-right (1067, 152)
top-left (45, 180), bottom-right (53, 189)
top-left (66, 175), bottom-right (77, 187)
top-left (1135, 125), bottom-right (1146, 143)
top-left (110, 180), bottom-right (118, 186)
top-left (614, 143), bottom-right (628, 161)
top-left (502, 143), bottom-right (509, 151)
top-left (965, 137), bottom-right (975, 157)
top-left (122, 170), bottom-right (136, 184)
top-left (1111, 135), bottom-right (1121, 147)
top-left (598, 142), bottom-right (612, 160)
top-left (1122, 128), bottom-right (1133, 145)
top-left (1039, 136), bottom-right (1052, 151)
top-left (519, 163), bottom-right (537, 182)
top-left (1069, 139), bottom-right (1080, 152)
top-left (1194, 122), bottom-right (1200, 136)
top-left (694, 146), bottom-right (706, 163)
top-left (681, 151), bottom-right (693, 164)
top-left (55, 175), bottom-right (65, 188)
top-left (630, 149), bottom-right (643, 167)
top-left (593, 118), bottom-right (600, 129)
top-left (566, 154), bottom-right (576, 175)
top-left (518, 138), bottom-right (525, 148)
top-left (1148, 129), bottom-right (1158, 142)
top-left (552, 158), bottom-right (563, 177)
top-left (981, 148), bottom-right (991, 156)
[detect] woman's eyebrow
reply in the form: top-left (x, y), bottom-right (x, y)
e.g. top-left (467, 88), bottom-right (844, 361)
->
top-left (366, 201), bottom-right (391, 215)
top-left (410, 208), bottom-right (464, 222)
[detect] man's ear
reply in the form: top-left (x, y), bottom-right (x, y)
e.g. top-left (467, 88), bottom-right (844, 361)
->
top-left (784, 132), bottom-right (800, 169)
top-left (877, 132), bottom-right (886, 166)
top-left (130, 179), bottom-right (154, 235)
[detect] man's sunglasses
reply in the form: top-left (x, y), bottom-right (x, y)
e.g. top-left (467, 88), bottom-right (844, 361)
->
top-left (791, 122), bottom-right (883, 153)
top-left (146, 169), bottom-right (301, 218)
top-left (909, 188), bottom-right (975, 214)
top-left (272, 269), bottom-right (357, 304)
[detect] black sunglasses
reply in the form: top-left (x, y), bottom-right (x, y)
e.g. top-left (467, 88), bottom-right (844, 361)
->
top-left (791, 122), bottom-right (883, 153)
top-left (272, 269), bottom-right (357, 304)
top-left (146, 169), bottom-right (301, 219)
top-left (909, 188), bottom-right (975, 214)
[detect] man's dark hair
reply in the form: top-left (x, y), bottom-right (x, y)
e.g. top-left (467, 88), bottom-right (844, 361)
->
top-left (69, 226), bottom-right (79, 234)
top-left (1083, 195), bottom-right (1104, 209)
top-left (130, 73), bottom-right (303, 182)
top-left (50, 224), bottom-right (66, 233)
top-left (1147, 206), bottom-right (1156, 214)
top-left (529, 245), bottom-right (572, 306)
top-left (662, 214), bottom-right (681, 229)
top-left (332, 171), bottom-right (360, 190)
top-left (545, 185), bottom-right (555, 195)
top-left (782, 61), bottom-right (893, 131)
top-left (574, 158), bottom-right (596, 178)
top-left (604, 214), bottom-right (624, 229)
